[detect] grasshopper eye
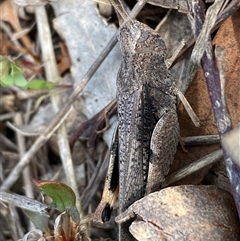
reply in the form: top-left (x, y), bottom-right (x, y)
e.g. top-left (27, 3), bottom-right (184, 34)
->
top-left (138, 29), bottom-right (149, 43)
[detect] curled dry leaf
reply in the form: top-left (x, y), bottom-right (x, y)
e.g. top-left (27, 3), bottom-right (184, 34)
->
top-left (116, 185), bottom-right (240, 241)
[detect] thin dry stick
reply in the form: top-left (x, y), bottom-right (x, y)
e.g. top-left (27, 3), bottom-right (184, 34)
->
top-left (8, 204), bottom-right (24, 240)
top-left (0, 112), bottom-right (16, 121)
top-left (35, 5), bottom-right (82, 216)
top-left (0, 0), bottom-right (148, 191)
top-left (191, 0), bottom-right (225, 64)
top-left (162, 149), bottom-right (223, 187)
top-left (170, 0), bottom-right (240, 67)
top-left (81, 146), bottom-right (109, 210)
top-left (191, 0), bottom-right (240, 217)
top-left (14, 113), bottom-right (33, 198)
top-left (14, 113), bottom-right (35, 230)
top-left (0, 133), bottom-right (18, 151)
top-left (182, 134), bottom-right (220, 146)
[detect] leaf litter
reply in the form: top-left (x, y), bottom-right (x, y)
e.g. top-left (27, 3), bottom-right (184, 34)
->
top-left (0, 0), bottom-right (240, 240)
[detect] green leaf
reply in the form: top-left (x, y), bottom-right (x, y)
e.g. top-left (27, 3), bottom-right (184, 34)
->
top-left (1, 74), bottom-right (14, 86)
top-left (0, 58), bottom-right (27, 88)
top-left (13, 72), bottom-right (28, 87)
top-left (0, 56), bottom-right (10, 80)
top-left (27, 80), bottom-right (56, 90)
top-left (34, 180), bottom-right (80, 223)
top-left (11, 63), bottom-right (23, 74)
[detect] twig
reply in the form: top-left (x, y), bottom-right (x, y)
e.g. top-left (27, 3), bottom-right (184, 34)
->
top-left (0, 133), bottom-right (18, 151)
top-left (191, 0), bottom-right (240, 218)
top-left (8, 204), bottom-right (24, 240)
top-left (81, 145), bottom-right (109, 210)
top-left (170, 0), bottom-right (240, 67)
top-left (14, 113), bottom-right (35, 230)
top-left (191, 0), bottom-right (225, 64)
top-left (34, 6), bottom-right (82, 216)
top-left (0, 112), bottom-right (16, 121)
top-left (182, 135), bottom-right (220, 146)
top-left (163, 149), bottom-right (223, 187)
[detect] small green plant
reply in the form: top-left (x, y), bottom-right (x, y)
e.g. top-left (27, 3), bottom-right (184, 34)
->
top-left (0, 55), bottom-right (56, 90)
top-left (0, 180), bottom-right (89, 241)
top-left (33, 179), bottom-right (80, 223)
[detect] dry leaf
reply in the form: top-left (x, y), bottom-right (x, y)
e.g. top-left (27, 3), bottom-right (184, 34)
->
top-left (51, 0), bottom-right (120, 148)
top-left (56, 42), bottom-right (71, 75)
top-left (212, 8), bottom-right (240, 129)
top-left (116, 185), bottom-right (240, 241)
top-left (1, 0), bottom-right (32, 51)
top-left (173, 8), bottom-right (240, 186)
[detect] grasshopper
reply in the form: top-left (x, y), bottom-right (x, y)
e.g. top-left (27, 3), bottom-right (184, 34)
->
top-left (94, 19), bottom-right (180, 240)
top-left (93, 1), bottom-right (201, 240)
top-left (117, 19), bottom-right (179, 240)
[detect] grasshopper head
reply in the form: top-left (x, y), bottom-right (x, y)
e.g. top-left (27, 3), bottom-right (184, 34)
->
top-left (119, 20), bottom-right (166, 57)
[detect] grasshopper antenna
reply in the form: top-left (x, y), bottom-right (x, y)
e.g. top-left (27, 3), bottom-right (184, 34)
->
top-left (108, 0), bottom-right (133, 23)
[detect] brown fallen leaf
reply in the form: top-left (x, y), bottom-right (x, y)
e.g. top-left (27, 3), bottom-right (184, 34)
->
top-left (56, 41), bottom-right (71, 75)
top-left (1, 0), bottom-right (39, 60)
top-left (0, 30), bottom-right (35, 57)
top-left (1, 0), bottom-right (31, 48)
top-left (173, 8), bottom-right (240, 186)
top-left (116, 185), bottom-right (240, 241)
top-left (212, 8), bottom-right (240, 129)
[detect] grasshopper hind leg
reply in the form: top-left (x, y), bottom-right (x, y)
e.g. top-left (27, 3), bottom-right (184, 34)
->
top-left (146, 107), bottom-right (179, 194)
